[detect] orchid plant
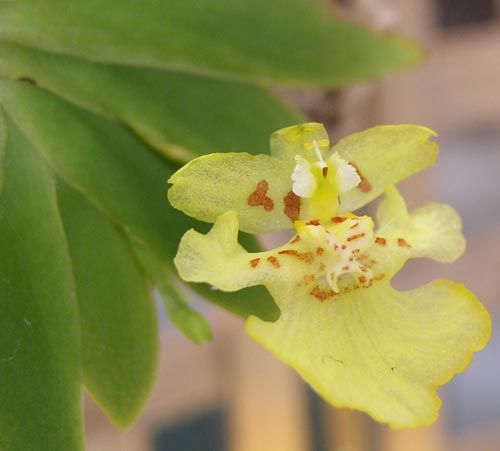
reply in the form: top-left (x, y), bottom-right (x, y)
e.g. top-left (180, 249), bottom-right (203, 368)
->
top-left (167, 122), bottom-right (490, 428)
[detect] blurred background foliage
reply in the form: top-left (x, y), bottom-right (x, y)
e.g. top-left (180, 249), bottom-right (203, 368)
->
top-left (0, 0), bottom-right (423, 449)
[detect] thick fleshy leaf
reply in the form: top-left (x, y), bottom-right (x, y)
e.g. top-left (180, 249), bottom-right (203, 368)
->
top-left (57, 181), bottom-right (159, 427)
top-left (0, 42), bottom-right (302, 162)
top-left (0, 113), bottom-right (83, 449)
top-left (247, 280), bottom-right (490, 428)
top-left (336, 126), bottom-right (438, 212)
top-left (168, 153), bottom-right (295, 233)
top-left (0, 0), bottom-right (421, 87)
top-left (131, 238), bottom-right (212, 344)
top-left (0, 108), bottom-right (5, 194)
top-left (0, 79), bottom-right (277, 320)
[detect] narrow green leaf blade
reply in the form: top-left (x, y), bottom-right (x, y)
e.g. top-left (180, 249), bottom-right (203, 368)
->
top-left (0, 0), bottom-right (421, 86)
top-left (57, 181), bottom-right (159, 427)
top-left (0, 108), bottom-right (5, 194)
top-left (131, 238), bottom-right (212, 344)
top-left (0, 42), bottom-right (302, 162)
top-left (0, 79), bottom-right (278, 320)
top-left (0, 112), bottom-right (83, 451)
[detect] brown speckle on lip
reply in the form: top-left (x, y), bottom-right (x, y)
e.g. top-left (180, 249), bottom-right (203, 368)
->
top-left (267, 256), bottom-right (280, 268)
top-left (397, 238), bottom-right (411, 248)
top-left (310, 285), bottom-right (336, 301)
top-left (249, 258), bottom-right (260, 268)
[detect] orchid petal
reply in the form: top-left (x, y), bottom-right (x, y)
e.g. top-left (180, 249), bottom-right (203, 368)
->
top-left (247, 280), bottom-right (490, 428)
top-left (270, 122), bottom-right (330, 168)
top-left (336, 126), bottom-right (438, 212)
top-left (168, 153), bottom-right (296, 233)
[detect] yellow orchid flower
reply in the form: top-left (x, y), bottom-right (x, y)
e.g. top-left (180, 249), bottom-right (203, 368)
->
top-left (168, 123), bottom-right (491, 428)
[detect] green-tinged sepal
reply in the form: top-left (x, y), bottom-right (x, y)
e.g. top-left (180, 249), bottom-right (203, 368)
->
top-left (336, 125), bottom-right (438, 212)
top-left (168, 153), bottom-right (294, 233)
top-left (270, 122), bottom-right (329, 167)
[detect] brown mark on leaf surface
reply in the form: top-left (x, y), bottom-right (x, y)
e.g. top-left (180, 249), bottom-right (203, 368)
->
top-left (248, 180), bottom-right (274, 211)
top-left (283, 191), bottom-right (300, 221)
top-left (351, 163), bottom-right (372, 193)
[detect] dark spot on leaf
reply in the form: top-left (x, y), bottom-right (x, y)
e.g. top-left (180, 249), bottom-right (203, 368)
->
top-left (17, 77), bottom-right (37, 86)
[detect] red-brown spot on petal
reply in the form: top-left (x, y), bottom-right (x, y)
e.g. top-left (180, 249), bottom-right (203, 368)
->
top-left (397, 238), bottom-right (411, 248)
top-left (290, 235), bottom-right (301, 244)
top-left (342, 265), bottom-right (350, 271)
top-left (303, 274), bottom-right (315, 285)
top-left (249, 258), bottom-right (260, 268)
top-left (358, 275), bottom-right (367, 283)
top-left (267, 256), bottom-right (280, 268)
top-left (316, 247), bottom-right (324, 255)
top-left (322, 166), bottom-right (329, 178)
top-left (283, 191), bottom-right (300, 221)
top-left (351, 163), bottom-right (372, 193)
top-left (310, 285), bottom-right (336, 302)
top-left (307, 219), bottom-right (320, 226)
top-left (248, 180), bottom-right (274, 211)
top-left (350, 223), bottom-right (359, 229)
top-left (332, 216), bottom-right (347, 223)
top-left (347, 233), bottom-right (365, 242)
top-left (278, 249), bottom-right (314, 263)
top-left (375, 237), bottom-right (387, 245)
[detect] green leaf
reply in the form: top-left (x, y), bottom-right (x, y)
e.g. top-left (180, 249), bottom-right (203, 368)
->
top-left (131, 238), bottom-right (212, 344)
top-left (0, 108), bottom-right (5, 194)
top-left (0, 42), bottom-right (302, 162)
top-left (57, 181), bottom-right (159, 427)
top-left (0, 78), bottom-right (278, 320)
top-left (0, 0), bottom-right (421, 86)
top-left (0, 112), bottom-right (83, 450)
